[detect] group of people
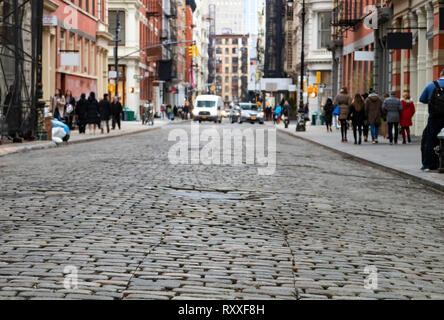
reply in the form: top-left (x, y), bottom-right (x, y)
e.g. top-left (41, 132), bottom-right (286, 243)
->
top-left (320, 68), bottom-right (444, 172)
top-left (160, 104), bottom-right (190, 121)
top-left (272, 101), bottom-right (298, 125)
top-left (50, 90), bottom-right (123, 135)
top-left (322, 87), bottom-right (415, 146)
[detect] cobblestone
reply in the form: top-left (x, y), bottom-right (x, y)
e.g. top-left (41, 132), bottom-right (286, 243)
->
top-left (0, 123), bottom-right (442, 300)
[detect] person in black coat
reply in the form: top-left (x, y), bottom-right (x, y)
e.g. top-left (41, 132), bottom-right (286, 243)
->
top-left (348, 93), bottom-right (366, 145)
top-left (64, 90), bottom-right (76, 130)
top-left (86, 92), bottom-right (100, 135)
top-left (111, 96), bottom-right (123, 130)
top-left (323, 98), bottom-right (334, 132)
top-left (75, 93), bottom-right (88, 134)
top-left (98, 93), bottom-right (111, 134)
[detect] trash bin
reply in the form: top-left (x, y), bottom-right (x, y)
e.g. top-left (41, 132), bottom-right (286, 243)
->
top-left (319, 114), bottom-right (324, 125)
top-left (311, 112), bottom-right (318, 125)
top-left (123, 110), bottom-right (135, 121)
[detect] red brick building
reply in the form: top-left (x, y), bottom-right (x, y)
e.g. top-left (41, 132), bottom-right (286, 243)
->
top-left (51, 0), bottom-right (111, 98)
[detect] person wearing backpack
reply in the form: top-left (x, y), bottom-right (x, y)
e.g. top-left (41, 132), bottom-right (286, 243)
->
top-left (419, 68), bottom-right (444, 171)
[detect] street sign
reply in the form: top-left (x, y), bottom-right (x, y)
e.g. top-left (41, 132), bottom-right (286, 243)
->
top-left (354, 51), bottom-right (375, 61)
top-left (109, 71), bottom-right (117, 79)
top-left (60, 53), bottom-right (80, 66)
top-left (43, 14), bottom-right (57, 26)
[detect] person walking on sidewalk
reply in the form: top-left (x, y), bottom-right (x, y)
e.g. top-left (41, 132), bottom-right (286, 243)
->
top-left (323, 98), bottom-right (334, 132)
top-left (361, 92), bottom-right (370, 142)
top-left (419, 68), bottom-right (444, 171)
top-left (349, 93), bottom-right (366, 145)
top-left (98, 94), bottom-right (111, 134)
top-left (274, 104), bottom-right (282, 125)
top-left (75, 93), bottom-right (88, 134)
top-left (383, 91), bottom-right (403, 145)
top-left (111, 96), bottom-right (123, 130)
top-left (160, 104), bottom-right (165, 119)
top-left (86, 92), bottom-right (100, 135)
top-left (51, 89), bottom-right (65, 121)
top-left (400, 90), bottom-right (416, 144)
top-left (166, 104), bottom-right (172, 120)
top-left (335, 87), bottom-right (352, 142)
top-left (64, 90), bottom-right (76, 130)
top-left (365, 90), bottom-right (383, 144)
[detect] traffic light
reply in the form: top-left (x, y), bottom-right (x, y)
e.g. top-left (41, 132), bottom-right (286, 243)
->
top-left (187, 45), bottom-right (199, 57)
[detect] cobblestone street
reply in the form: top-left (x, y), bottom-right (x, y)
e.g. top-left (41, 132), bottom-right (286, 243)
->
top-left (0, 122), bottom-right (443, 300)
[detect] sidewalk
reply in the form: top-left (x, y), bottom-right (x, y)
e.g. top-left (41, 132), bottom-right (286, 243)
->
top-left (277, 122), bottom-right (444, 192)
top-left (0, 119), bottom-right (177, 157)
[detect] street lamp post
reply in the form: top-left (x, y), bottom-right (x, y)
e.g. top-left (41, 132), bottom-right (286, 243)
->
top-left (296, 0), bottom-right (306, 132)
top-left (114, 10), bottom-right (121, 98)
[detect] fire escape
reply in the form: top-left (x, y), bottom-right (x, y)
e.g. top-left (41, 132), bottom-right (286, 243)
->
top-left (0, 0), bottom-right (44, 142)
top-left (331, 0), bottom-right (363, 32)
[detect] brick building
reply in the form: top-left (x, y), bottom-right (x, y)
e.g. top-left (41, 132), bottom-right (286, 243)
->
top-left (214, 34), bottom-right (249, 105)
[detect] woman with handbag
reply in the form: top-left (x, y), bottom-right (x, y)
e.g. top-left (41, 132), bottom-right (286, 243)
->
top-left (64, 90), bottom-right (76, 130)
top-left (334, 87), bottom-right (352, 142)
top-left (349, 94), bottom-right (366, 144)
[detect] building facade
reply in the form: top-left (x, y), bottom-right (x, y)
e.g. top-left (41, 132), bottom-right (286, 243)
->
top-left (214, 34), bottom-right (249, 104)
top-left (288, 0), bottom-right (333, 117)
top-left (49, 1), bottom-right (111, 101)
top-left (108, 0), bottom-right (162, 119)
top-left (391, 0), bottom-right (444, 135)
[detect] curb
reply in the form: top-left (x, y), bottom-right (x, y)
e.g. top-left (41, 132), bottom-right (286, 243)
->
top-left (277, 128), bottom-right (444, 194)
top-left (0, 122), bottom-right (174, 158)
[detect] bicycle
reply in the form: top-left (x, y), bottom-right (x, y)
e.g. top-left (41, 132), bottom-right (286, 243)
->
top-left (142, 107), bottom-right (154, 126)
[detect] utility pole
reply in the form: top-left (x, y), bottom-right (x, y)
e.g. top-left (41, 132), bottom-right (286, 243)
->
top-left (296, 0), bottom-right (306, 132)
top-left (114, 10), bottom-right (121, 98)
top-left (34, 0), bottom-right (46, 140)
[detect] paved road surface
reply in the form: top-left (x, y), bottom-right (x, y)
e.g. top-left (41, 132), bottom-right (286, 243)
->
top-left (0, 122), bottom-right (443, 299)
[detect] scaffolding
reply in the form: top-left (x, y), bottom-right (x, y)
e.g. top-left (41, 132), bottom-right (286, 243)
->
top-left (0, 0), bottom-right (44, 142)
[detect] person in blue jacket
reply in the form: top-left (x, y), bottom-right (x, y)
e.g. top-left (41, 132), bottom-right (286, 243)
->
top-left (274, 104), bottom-right (282, 125)
top-left (419, 68), bottom-right (444, 171)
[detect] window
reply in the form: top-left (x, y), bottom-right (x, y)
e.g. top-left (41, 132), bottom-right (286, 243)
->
top-left (216, 38), bottom-right (222, 45)
top-left (242, 38), bottom-right (247, 46)
top-left (225, 57), bottom-right (229, 64)
top-left (318, 12), bottom-right (331, 49)
top-left (225, 67), bottom-right (229, 73)
top-left (216, 47), bottom-right (222, 54)
top-left (232, 48), bottom-right (238, 54)
top-left (225, 48), bottom-right (229, 54)
top-left (108, 10), bottom-right (126, 44)
top-left (84, 39), bottom-right (89, 73)
top-left (232, 38), bottom-right (238, 45)
top-left (225, 39), bottom-right (229, 44)
top-left (232, 66), bottom-right (238, 73)
top-left (232, 57), bottom-right (238, 64)
top-left (60, 30), bottom-right (66, 51)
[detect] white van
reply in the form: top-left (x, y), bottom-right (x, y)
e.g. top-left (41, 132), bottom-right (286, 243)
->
top-left (193, 95), bottom-right (223, 123)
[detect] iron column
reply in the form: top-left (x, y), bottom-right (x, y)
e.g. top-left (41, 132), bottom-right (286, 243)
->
top-left (296, 0), bottom-right (306, 132)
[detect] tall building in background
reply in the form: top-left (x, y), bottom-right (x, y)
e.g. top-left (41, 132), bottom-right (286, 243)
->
top-left (214, 34), bottom-right (249, 104)
top-left (108, 0), bottom-right (162, 119)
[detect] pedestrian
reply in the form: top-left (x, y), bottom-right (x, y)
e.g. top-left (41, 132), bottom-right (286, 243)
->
top-left (349, 93), bottom-right (366, 145)
top-left (361, 92), bottom-right (370, 142)
top-left (166, 104), bottom-right (172, 120)
top-left (304, 103), bottom-right (310, 125)
top-left (98, 93), bottom-right (111, 134)
top-left (75, 93), bottom-right (88, 134)
top-left (64, 90), bottom-right (76, 130)
top-left (419, 68), bottom-right (444, 171)
top-left (111, 96), bottom-right (123, 130)
top-left (365, 89), bottom-right (383, 144)
top-left (184, 104), bottom-right (189, 120)
top-left (274, 104), bottom-right (282, 125)
top-left (323, 98), bottom-right (334, 132)
top-left (86, 92), bottom-right (100, 135)
top-left (173, 105), bottom-right (178, 120)
top-left (334, 87), bottom-right (352, 142)
top-left (50, 88), bottom-right (65, 121)
top-left (400, 90), bottom-right (416, 144)
top-left (3, 85), bottom-right (14, 118)
top-left (382, 91), bottom-right (403, 145)
top-left (160, 104), bottom-right (165, 119)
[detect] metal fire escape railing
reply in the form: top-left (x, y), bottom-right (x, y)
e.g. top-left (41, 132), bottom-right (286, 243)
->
top-left (331, 0), bottom-right (363, 31)
top-left (0, 0), bottom-right (43, 141)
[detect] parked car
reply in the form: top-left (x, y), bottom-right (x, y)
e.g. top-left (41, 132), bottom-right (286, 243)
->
top-left (238, 103), bottom-right (264, 124)
top-left (193, 95), bottom-right (223, 123)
